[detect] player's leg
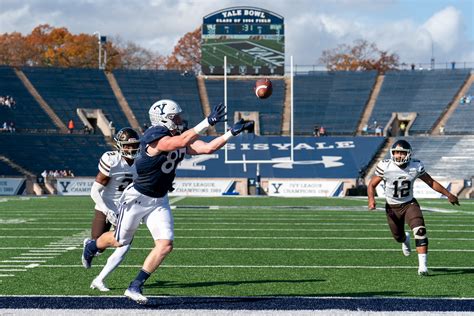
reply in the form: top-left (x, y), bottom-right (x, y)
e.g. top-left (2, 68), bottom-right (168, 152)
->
top-left (125, 195), bottom-right (174, 304)
top-left (83, 189), bottom-right (142, 269)
top-left (91, 210), bottom-right (112, 240)
top-left (406, 200), bottom-right (428, 276)
top-left (91, 243), bottom-right (131, 291)
top-left (385, 203), bottom-right (408, 253)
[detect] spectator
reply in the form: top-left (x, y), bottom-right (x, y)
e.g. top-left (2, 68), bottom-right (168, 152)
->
top-left (319, 126), bottom-right (327, 136)
top-left (362, 124), bottom-right (368, 135)
top-left (2, 122), bottom-right (7, 132)
top-left (375, 125), bottom-right (382, 136)
top-left (8, 121), bottom-right (15, 133)
top-left (41, 170), bottom-right (48, 179)
top-left (399, 121), bottom-right (407, 136)
top-left (68, 119), bottom-right (75, 134)
top-left (313, 125), bottom-right (320, 137)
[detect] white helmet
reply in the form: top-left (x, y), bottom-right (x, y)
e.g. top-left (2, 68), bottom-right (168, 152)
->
top-left (148, 99), bottom-right (184, 132)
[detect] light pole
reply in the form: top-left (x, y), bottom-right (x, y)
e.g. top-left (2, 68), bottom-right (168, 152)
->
top-left (93, 31), bottom-right (102, 69)
top-left (421, 28), bottom-right (435, 69)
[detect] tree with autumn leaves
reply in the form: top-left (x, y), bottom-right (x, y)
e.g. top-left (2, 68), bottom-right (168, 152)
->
top-left (0, 24), bottom-right (200, 71)
top-left (320, 39), bottom-right (399, 73)
top-left (1, 25), bottom-right (398, 73)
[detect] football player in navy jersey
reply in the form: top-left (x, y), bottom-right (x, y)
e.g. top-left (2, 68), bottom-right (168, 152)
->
top-left (82, 99), bottom-right (253, 304)
top-left (368, 140), bottom-right (459, 276)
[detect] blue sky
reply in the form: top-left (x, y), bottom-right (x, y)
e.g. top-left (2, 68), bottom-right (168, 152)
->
top-left (1, 0), bottom-right (472, 66)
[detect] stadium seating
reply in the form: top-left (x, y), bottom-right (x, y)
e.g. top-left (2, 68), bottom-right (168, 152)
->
top-left (113, 69), bottom-right (203, 128)
top-left (205, 78), bottom-right (285, 135)
top-left (22, 67), bottom-right (129, 130)
top-left (444, 83), bottom-right (474, 134)
top-left (293, 71), bottom-right (377, 135)
top-left (369, 70), bottom-right (470, 134)
top-left (0, 134), bottom-right (111, 176)
top-left (0, 66), bottom-right (55, 130)
top-left (0, 160), bottom-right (22, 177)
top-left (389, 136), bottom-right (474, 179)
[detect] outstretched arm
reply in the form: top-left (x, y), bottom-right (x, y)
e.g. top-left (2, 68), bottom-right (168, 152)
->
top-left (367, 175), bottom-right (382, 210)
top-left (419, 173), bottom-right (460, 205)
top-left (187, 119), bottom-right (254, 155)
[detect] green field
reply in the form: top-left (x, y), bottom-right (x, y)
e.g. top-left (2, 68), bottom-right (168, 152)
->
top-left (0, 196), bottom-right (473, 298)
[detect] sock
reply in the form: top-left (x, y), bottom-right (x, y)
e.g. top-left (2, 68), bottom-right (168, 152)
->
top-left (133, 269), bottom-right (151, 286)
top-left (96, 244), bottom-right (130, 281)
top-left (418, 253), bottom-right (428, 269)
top-left (88, 240), bottom-right (99, 254)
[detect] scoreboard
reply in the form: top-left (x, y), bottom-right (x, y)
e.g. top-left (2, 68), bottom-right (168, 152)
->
top-left (201, 7), bottom-right (285, 75)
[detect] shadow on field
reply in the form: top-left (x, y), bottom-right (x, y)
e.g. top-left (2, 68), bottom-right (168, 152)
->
top-left (148, 278), bottom-right (325, 289)
top-left (430, 268), bottom-right (474, 276)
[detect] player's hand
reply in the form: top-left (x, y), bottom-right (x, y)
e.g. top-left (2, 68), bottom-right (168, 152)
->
top-left (368, 200), bottom-right (376, 211)
top-left (448, 194), bottom-right (460, 206)
top-left (230, 119), bottom-right (254, 136)
top-left (106, 210), bottom-right (118, 226)
top-left (207, 103), bottom-right (226, 126)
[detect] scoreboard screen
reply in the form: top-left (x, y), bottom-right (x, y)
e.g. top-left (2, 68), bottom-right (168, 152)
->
top-left (202, 7), bottom-right (285, 75)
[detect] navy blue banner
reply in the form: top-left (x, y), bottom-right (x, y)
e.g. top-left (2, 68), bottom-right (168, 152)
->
top-left (177, 136), bottom-right (385, 179)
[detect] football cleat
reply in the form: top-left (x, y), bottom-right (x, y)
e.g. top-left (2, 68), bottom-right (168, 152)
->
top-left (418, 267), bottom-right (429, 276)
top-left (402, 232), bottom-right (411, 256)
top-left (90, 278), bottom-right (110, 292)
top-left (82, 238), bottom-right (95, 269)
top-left (124, 280), bottom-right (148, 304)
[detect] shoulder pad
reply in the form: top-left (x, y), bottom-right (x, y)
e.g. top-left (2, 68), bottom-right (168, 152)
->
top-left (100, 151), bottom-right (121, 166)
top-left (142, 126), bottom-right (171, 145)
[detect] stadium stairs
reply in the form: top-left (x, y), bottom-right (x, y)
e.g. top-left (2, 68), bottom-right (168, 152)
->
top-left (356, 74), bottom-right (385, 135)
top-left (0, 155), bottom-right (43, 195)
top-left (105, 71), bottom-right (141, 131)
top-left (14, 68), bottom-right (68, 133)
top-left (281, 76), bottom-right (292, 136)
top-left (431, 72), bottom-right (474, 135)
top-left (196, 75), bottom-right (215, 135)
top-left (363, 137), bottom-right (393, 184)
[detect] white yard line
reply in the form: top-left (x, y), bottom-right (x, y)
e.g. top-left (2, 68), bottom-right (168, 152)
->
top-left (5, 264), bottom-right (473, 270)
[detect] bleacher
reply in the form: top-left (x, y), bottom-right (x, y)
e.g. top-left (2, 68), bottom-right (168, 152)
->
top-left (22, 67), bottom-right (129, 129)
top-left (390, 136), bottom-right (474, 180)
top-left (370, 70), bottom-right (470, 134)
top-left (0, 66), bottom-right (55, 130)
top-left (113, 70), bottom-right (203, 128)
top-left (0, 134), bottom-right (111, 176)
top-left (444, 83), bottom-right (474, 134)
top-left (0, 160), bottom-right (22, 177)
top-left (206, 79), bottom-right (285, 135)
top-left (293, 71), bottom-right (377, 135)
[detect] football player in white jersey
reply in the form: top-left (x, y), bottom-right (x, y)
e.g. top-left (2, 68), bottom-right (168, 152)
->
top-left (367, 140), bottom-right (459, 276)
top-left (85, 127), bottom-right (140, 291)
top-left (82, 99), bottom-right (254, 304)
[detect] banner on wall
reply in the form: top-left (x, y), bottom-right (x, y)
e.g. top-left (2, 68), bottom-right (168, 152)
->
top-left (267, 179), bottom-right (344, 197)
top-left (376, 180), bottom-right (450, 199)
top-left (0, 178), bottom-right (26, 195)
top-left (56, 178), bottom-right (95, 196)
top-left (169, 179), bottom-right (238, 196)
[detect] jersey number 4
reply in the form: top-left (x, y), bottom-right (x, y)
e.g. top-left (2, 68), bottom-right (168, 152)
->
top-left (393, 180), bottom-right (411, 198)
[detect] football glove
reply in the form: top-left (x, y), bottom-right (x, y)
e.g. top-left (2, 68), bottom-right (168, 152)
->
top-left (106, 210), bottom-right (118, 227)
top-left (207, 103), bottom-right (226, 126)
top-left (230, 119), bottom-right (255, 136)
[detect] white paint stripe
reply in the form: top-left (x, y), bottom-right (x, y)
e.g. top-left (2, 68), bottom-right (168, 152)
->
top-left (3, 227), bottom-right (474, 233)
top-left (11, 257), bottom-right (54, 259)
top-left (0, 274), bottom-right (15, 277)
top-left (0, 269), bottom-right (26, 272)
top-left (27, 264), bottom-right (474, 270)
top-left (1, 260), bottom-right (46, 263)
top-left (25, 264), bottom-right (40, 268)
top-left (2, 235), bottom-right (474, 240)
top-left (1, 246), bottom-right (474, 252)
top-left (169, 196), bottom-right (186, 204)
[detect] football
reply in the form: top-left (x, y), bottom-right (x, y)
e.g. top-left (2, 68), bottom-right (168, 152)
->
top-left (254, 78), bottom-right (273, 99)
